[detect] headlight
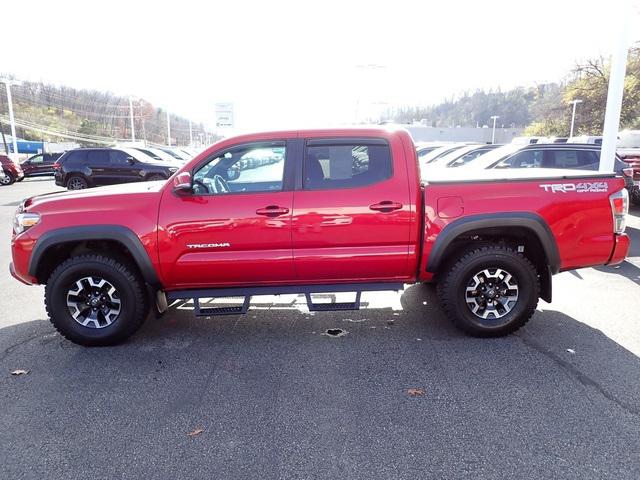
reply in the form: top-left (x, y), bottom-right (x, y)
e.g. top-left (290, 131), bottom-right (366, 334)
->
top-left (13, 212), bottom-right (40, 234)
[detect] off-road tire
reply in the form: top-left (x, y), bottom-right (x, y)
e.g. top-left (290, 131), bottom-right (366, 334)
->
top-left (437, 245), bottom-right (539, 337)
top-left (45, 254), bottom-right (149, 346)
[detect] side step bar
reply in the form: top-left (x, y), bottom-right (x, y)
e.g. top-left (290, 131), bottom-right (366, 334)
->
top-left (166, 283), bottom-right (403, 316)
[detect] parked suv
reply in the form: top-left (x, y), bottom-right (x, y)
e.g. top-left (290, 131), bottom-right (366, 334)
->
top-left (0, 154), bottom-right (25, 185)
top-left (21, 152), bottom-right (63, 178)
top-left (54, 148), bottom-right (180, 190)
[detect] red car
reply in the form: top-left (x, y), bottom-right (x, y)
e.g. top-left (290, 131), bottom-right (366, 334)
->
top-left (0, 154), bottom-right (25, 185)
top-left (10, 128), bottom-right (630, 346)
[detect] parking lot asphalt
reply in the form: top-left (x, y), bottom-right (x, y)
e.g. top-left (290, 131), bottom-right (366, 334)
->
top-left (1, 178), bottom-right (639, 479)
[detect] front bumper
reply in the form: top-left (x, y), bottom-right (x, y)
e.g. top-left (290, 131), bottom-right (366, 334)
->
top-left (9, 262), bottom-right (35, 285)
top-left (607, 233), bottom-right (630, 266)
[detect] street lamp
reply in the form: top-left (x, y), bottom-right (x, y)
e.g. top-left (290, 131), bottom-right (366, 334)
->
top-left (569, 99), bottom-right (583, 138)
top-left (0, 78), bottom-right (22, 162)
top-left (128, 97), bottom-right (136, 142)
top-left (166, 110), bottom-right (171, 146)
top-left (490, 115), bottom-right (500, 144)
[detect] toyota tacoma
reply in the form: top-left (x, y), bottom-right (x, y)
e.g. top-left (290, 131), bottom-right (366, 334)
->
top-left (10, 128), bottom-right (630, 346)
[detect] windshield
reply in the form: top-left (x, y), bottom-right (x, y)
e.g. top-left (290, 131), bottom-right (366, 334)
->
top-left (430, 145), bottom-right (479, 166)
top-left (465, 144), bottom-right (523, 170)
top-left (420, 145), bottom-right (466, 164)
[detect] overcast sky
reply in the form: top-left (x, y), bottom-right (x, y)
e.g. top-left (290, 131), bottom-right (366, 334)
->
top-left (3, 0), bottom-right (639, 131)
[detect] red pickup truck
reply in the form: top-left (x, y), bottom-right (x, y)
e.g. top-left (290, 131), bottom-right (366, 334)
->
top-left (10, 128), bottom-right (630, 346)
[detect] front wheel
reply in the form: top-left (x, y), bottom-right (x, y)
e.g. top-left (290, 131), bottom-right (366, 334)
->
top-left (1, 171), bottom-right (15, 186)
top-left (45, 254), bottom-right (149, 346)
top-left (437, 245), bottom-right (539, 337)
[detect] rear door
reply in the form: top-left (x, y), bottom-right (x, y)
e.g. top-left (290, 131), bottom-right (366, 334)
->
top-left (291, 136), bottom-right (413, 282)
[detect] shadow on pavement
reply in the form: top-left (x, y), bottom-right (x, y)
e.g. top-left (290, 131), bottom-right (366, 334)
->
top-left (2, 283), bottom-right (640, 479)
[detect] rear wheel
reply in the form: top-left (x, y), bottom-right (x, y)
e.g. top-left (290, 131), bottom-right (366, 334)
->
top-left (437, 245), bottom-right (539, 337)
top-left (66, 175), bottom-right (88, 190)
top-left (45, 254), bottom-right (149, 346)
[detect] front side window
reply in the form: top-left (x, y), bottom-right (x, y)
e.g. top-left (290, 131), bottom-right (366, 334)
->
top-left (497, 150), bottom-right (543, 168)
top-left (29, 155), bottom-right (44, 164)
top-left (304, 143), bottom-right (392, 190)
top-left (192, 142), bottom-right (286, 195)
top-left (110, 151), bottom-right (131, 165)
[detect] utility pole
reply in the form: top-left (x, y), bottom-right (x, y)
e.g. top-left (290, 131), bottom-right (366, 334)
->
top-left (569, 99), bottom-right (583, 138)
top-left (188, 120), bottom-right (193, 147)
top-left (600, 0), bottom-right (632, 172)
top-left (490, 115), bottom-right (500, 144)
top-left (128, 97), bottom-right (136, 142)
top-left (1, 78), bottom-right (21, 162)
top-left (166, 110), bottom-right (171, 146)
top-left (0, 119), bottom-right (9, 155)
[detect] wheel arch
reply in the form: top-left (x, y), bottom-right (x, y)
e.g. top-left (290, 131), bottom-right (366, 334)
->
top-left (426, 212), bottom-right (559, 302)
top-left (29, 225), bottom-right (160, 287)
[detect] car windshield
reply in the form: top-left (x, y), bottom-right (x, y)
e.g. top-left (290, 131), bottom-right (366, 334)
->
top-left (465, 144), bottom-right (523, 170)
top-left (419, 145), bottom-right (466, 164)
top-left (121, 148), bottom-right (158, 163)
top-left (430, 145), bottom-right (479, 166)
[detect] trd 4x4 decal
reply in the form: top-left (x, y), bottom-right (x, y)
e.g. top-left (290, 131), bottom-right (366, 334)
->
top-left (539, 182), bottom-right (608, 193)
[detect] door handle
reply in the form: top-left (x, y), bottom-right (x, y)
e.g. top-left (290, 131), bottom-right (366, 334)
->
top-left (256, 205), bottom-right (290, 216)
top-left (369, 201), bottom-right (403, 212)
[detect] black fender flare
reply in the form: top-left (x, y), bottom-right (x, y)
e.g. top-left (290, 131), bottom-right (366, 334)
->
top-left (426, 212), bottom-right (560, 275)
top-left (28, 225), bottom-right (160, 286)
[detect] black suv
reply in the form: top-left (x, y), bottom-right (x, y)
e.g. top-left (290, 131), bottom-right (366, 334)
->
top-left (54, 148), bottom-right (180, 190)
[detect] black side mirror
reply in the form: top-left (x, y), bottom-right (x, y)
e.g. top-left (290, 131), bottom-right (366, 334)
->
top-left (127, 157), bottom-right (135, 165)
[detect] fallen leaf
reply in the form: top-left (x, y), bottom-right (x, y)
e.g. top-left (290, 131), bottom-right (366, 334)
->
top-left (11, 369), bottom-right (29, 376)
top-left (407, 388), bottom-right (424, 397)
top-left (187, 428), bottom-right (204, 438)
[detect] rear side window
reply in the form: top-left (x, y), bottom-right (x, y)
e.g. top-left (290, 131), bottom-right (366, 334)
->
top-left (304, 143), bottom-right (392, 190)
top-left (63, 150), bottom-right (87, 164)
top-left (86, 150), bottom-right (109, 166)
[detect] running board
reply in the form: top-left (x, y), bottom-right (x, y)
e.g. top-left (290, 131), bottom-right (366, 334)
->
top-left (166, 283), bottom-right (403, 316)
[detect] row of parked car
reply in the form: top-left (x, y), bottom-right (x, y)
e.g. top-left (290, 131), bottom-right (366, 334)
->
top-left (0, 145), bottom-right (196, 189)
top-left (416, 140), bottom-right (640, 205)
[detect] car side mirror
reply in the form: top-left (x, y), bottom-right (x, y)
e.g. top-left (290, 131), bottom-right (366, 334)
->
top-left (126, 156), bottom-right (135, 165)
top-left (173, 171), bottom-right (192, 195)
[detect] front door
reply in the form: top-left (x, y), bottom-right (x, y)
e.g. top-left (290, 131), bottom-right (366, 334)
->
top-left (157, 140), bottom-right (296, 288)
top-left (291, 137), bottom-right (413, 282)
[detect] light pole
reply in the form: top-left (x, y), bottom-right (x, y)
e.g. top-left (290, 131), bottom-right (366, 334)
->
top-left (188, 119), bottom-right (193, 147)
top-left (128, 97), bottom-right (136, 142)
top-left (569, 99), bottom-right (583, 138)
top-left (166, 110), bottom-right (171, 146)
top-left (490, 115), bottom-right (499, 144)
top-left (1, 78), bottom-right (22, 162)
top-left (599, 0), bottom-right (632, 172)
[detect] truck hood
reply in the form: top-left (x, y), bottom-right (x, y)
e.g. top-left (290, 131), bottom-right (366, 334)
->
top-left (24, 181), bottom-right (166, 211)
